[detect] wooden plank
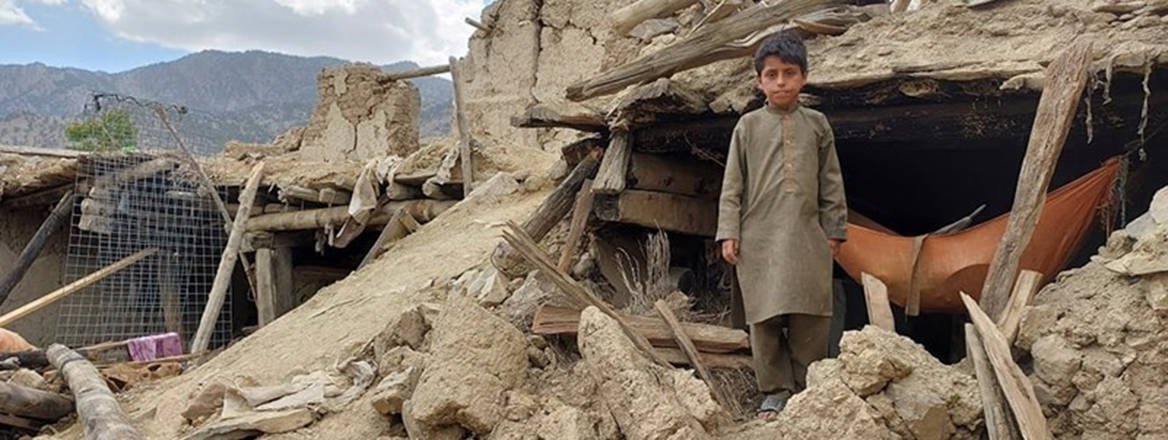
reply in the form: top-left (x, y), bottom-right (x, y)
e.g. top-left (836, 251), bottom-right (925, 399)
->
top-left (0, 382), bottom-right (73, 421)
top-left (612, 0), bottom-right (702, 35)
top-left (191, 162), bottom-right (265, 353)
top-left (558, 183), bottom-right (595, 272)
top-left (358, 209), bottom-right (420, 270)
top-left (255, 248), bottom-right (277, 327)
top-left (628, 153), bottom-right (722, 199)
top-left (532, 304), bottom-right (749, 353)
top-left (246, 200), bottom-right (455, 231)
top-left (0, 247), bottom-right (157, 327)
top-left (655, 347), bottom-right (752, 369)
top-left (609, 78), bottom-right (709, 128)
top-left (961, 292), bottom-right (1051, 440)
top-left (450, 56), bottom-right (474, 196)
top-left (981, 40), bottom-right (1092, 319)
top-left (998, 270), bottom-right (1043, 347)
top-left (47, 344), bottom-right (145, 440)
top-left (568, 0), bottom-right (836, 101)
top-left (593, 131), bottom-right (632, 195)
top-left (0, 145), bottom-right (81, 158)
top-left (511, 102), bottom-right (607, 132)
top-left (594, 189), bottom-right (716, 237)
top-left (654, 300), bottom-right (734, 410)
top-left (382, 64), bottom-right (451, 82)
top-left (0, 190), bottom-right (73, 306)
top-left (492, 150), bottom-right (602, 276)
top-left (964, 324), bottom-right (1022, 440)
top-left (861, 272), bottom-right (895, 332)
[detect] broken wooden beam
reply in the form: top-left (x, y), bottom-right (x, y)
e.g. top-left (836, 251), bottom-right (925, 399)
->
top-left (382, 64), bottom-right (451, 82)
top-left (609, 78), bottom-right (710, 129)
top-left (628, 153), bottom-right (722, 199)
top-left (245, 200), bottom-right (454, 232)
top-left (358, 209), bottom-right (423, 270)
top-left (450, 56), bottom-right (474, 196)
top-left (492, 150), bottom-right (602, 276)
top-left (656, 347), bottom-right (752, 369)
top-left (568, 0), bottom-right (837, 101)
top-left (594, 189), bottom-right (716, 236)
top-left (511, 102), bottom-right (607, 132)
top-left (0, 382), bottom-right (73, 421)
top-left (0, 190), bottom-right (73, 306)
top-left (192, 162), bottom-right (265, 353)
top-left (255, 246), bottom-right (294, 328)
top-left (997, 270), bottom-right (1043, 348)
top-left (532, 304), bottom-right (749, 353)
top-left (557, 183), bottom-right (595, 272)
top-left (0, 247), bottom-right (157, 327)
top-left (980, 40), bottom-right (1092, 320)
top-left (961, 292), bottom-right (1051, 440)
top-left (593, 131), bottom-right (632, 195)
top-left (612, 0), bottom-right (703, 35)
top-left (861, 272), bottom-right (895, 332)
top-left (464, 17), bottom-right (491, 32)
top-left (47, 344), bottom-right (145, 440)
top-left (964, 323), bottom-right (1021, 440)
top-left (654, 300), bottom-right (735, 410)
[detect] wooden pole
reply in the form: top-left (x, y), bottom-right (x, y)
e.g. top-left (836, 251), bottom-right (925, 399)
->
top-left (0, 247), bottom-right (157, 327)
top-left (0, 381), bottom-right (74, 421)
top-left (255, 248), bottom-right (277, 327)
top-left (248, 200), bottom-right (452, 232)
top-left (0, 145), bottom-right (83, 158)
top-left (557, 184), bottom-right (595, 272)
top-left (464, 17), bottom-right (491, 32)
top-left (0, 190), bottom-right (73, 306)
top-left (964, 324), bottom-right (1021, 440)
top-left (449, 56), bottom-right (474, 196)
top-left (191, 162), bottom-right (265, 353)
top-left (47, 344), bottom-right (144, 440)
top-left (980, 40), bottom-right (1092, 319)
top-left (653, 300), bottom-right (734, 410)
top-left (961, 293), bottom-right (1051, 440)
top-left (382, 64), bottom-right (451, 82)
top-left (612, 0), bottom-right (702, 35)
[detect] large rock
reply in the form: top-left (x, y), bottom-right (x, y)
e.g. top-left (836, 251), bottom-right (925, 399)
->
top-left (577, 306), bottom-right (719, 440)
top-left (407, 296), bottom-right (530, 435)
top-left (298, 64), bottom-right (420, 162)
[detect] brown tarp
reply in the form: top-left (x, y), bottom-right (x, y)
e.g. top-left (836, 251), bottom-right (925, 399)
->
top-left (836, 159), bottom-right (1122, 313)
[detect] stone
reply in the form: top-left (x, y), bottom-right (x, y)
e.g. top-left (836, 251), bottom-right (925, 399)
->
top-left (464, 172), bottom-right (521, 204)
top-left (773, 381), bottom-right (899, 440)
top-left (373, 305), bottom-right (430, 359)
top-left (378, 345), bottom-right (429, 378)
top-left (403, 399), bottom-right (467, 440)
top-left (1145, 273), bottom-right (1168, 311)
top-left (8, 368), bottom-right (46, 390)
top-left (885, 382), bottom-right (954, 440)
top-left (475, 267), bottom-right (512, 307)
top-left (1031, 334), bottom-right (1083, 386)
top-left (372, 367), bottom-right (421, 415)
top-left (629, 18), bottom-right (679, 41)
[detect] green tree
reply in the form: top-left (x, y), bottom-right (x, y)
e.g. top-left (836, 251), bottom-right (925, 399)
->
top-left (65, 110), bottom-right (139, 152)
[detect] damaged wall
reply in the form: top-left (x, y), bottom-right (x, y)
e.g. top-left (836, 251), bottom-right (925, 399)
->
top-left (0, 206), bottom-right (65, 346)
top-left (298, 64), bottom-right (421, 162)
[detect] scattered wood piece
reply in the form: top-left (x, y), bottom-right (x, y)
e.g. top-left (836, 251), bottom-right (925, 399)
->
top-left (0, 382), bottom-right (73, 421)
top-left (532, 304), bottom-right (749, 353)
top-left (609, 78), bottom-right (708, 129)
top-left (567, 0), bottom-right (836, 101)
top-left (861, 272), bottom-right (895, 332)
top-left (997, 270), bottom-right (1043, 347)
top-left (491, 150), bottom-right (602, 276)
top-left (654, 300), bottom-right (734, 409)
top-left (961, 293), bottom-right (1051, 440)
top-left (792, 17), bottom-right (847, 35)
top-left (690, 0), bottom-right (742, 33)
top-left (981, 40), bottom-right (1092, 320)
top-left (890, 0), bottom-right (910, 12)
top-left (180, 408), bottom-right (315, 440)
top-left (0, 247), bottom-right (157, 327)
top-left (464, 17), bottom-right (491, 32)
top-left (47, 344), bottom-right (145, 440)
top-left (558, 183), bottom-right (595, 273)
top-left (593, 189), bottom-right (716, 236)
top-left (0, 190), bottom-right (73, 306)
top-left (0, 145), bottom-right (82, 158)
top-left (612, 0), bottom-right (702, 35)
top-left (450, 56), bottom-right (474, 196)
top-left (511, 102), bottom-right (607, 132)
top-left (593, 131), bottom-right (632, 195)
top-left (655, 347), bottom-right (752, 369)
top-left (358, 209), bottom-right (423, 270)
top-left (501, 222), bottom-right (671, 366)
top-left (382, 64), bottom-right (451, 82)
top-left (246, 200), bottom-right (454, 231)
top-left (965, 323), bottom-right (1022, 440)
top-left (192, 162), bottom-right (265, 353)
top-left (0, 412), bottom-right (43, 430)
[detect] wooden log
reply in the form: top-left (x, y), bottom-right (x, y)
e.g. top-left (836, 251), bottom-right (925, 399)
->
top-left (255, 248), bottom-right (277, 327)
top-left (861, 272), bottom-right (895, 332)
top-left (961, 293), bottom-right (1051, 440)
top-left (501, 222), bottom-right (672, 366)
top-left (0, 382), bottom-right (73, 421)
top-left (491, 150), bottom-right (602, 276)
top-left (656, 347), bottom-right (752, 369)
top-left (594, 189), bottom-right (717, 237)
top-left (385, 181), bottom-right (423, 200)
top-left (532, 304), bottom-right (749, 353)
top-left (628, 153), bottom-right (722, 199)
top-left (981, 40), bottom-right (1092, 320)
top-left (612, 0), bottom-right (702, 36)
top-left (246, 200), bottom-right (454, 231)
top-left (0, 145), bottom-right (82, 158)
top-left (191, 162), bottom-right (265, 353)
top-left (568, 0), bottom-right (836, 101)
top-left (558, 183), bottom-right (595, 272)
top-left (511, 102), bottom-right (607, 132)
top-left (317, 188), bottom-right (350, 205)
top-left (450, 56), bottom-right (474, 196)
top-left (464, 17), bottom-right (491, 32)
top-left (609, 78), bottom-right (709, 129)
top-left (964, 324), bottom-right (1022, 440)
top-left (0, 247), bottom-right (157, 327)
top-left (382, 64), bottom-right (451, 82)
top-left (654, 300), bottom-right (734, 409)
top-left (0, 190), bottom-right (73, 306)
top-left (593, 131), bottom-right (632, 195)
top-left (46, 344), bottom-right (144, 440)
top-left (278, 185), bottom-right (322, 204)
top-left (998, 270), bottom-right (1043, 347)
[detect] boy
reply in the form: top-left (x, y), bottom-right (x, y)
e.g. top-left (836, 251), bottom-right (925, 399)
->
top-left (715, 33), bottom-right (847, 417)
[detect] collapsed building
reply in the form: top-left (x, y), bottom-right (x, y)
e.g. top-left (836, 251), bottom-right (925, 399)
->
top-left (0, 0), bottom-right (1164, 438)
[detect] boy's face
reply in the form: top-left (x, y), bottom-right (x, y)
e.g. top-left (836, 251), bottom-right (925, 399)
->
top-left (758, 56), bottom-right (806, 110)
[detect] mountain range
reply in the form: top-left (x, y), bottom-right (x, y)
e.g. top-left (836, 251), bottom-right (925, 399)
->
top-left (0, 50), bottom-right (453, 154)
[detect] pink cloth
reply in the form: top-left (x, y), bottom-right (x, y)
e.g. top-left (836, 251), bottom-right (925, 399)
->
top-left (126, 333), bottom-right (184, 361)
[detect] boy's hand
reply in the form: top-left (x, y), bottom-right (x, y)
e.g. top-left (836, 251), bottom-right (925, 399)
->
top-left (722, 239), bottom-right (740, 265)
top-left (828, 239), bottom-right (843, 257)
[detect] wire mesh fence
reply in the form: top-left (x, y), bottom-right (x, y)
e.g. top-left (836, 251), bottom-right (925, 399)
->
top-left (56, 94), bottom-right (234, 350)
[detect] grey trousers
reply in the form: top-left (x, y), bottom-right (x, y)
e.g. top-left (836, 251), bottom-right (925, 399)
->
top-left (749, 313), bottom-right (831, 394)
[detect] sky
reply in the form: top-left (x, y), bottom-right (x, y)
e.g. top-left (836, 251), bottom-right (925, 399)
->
top-left (0, 0), bottom-right (492, 73)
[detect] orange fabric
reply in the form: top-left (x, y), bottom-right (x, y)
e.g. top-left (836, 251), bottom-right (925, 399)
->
top-left (836, 159), bottom-right (1122, 313)
top-left (0, 328), bottom-right (35, 352)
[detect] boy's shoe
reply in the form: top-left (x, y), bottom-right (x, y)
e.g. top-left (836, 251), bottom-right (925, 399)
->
top-left (758, 391), bottom-right (791, 419)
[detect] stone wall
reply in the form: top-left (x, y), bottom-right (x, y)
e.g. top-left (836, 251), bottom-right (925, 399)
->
top-left (298, 64), bottom-right (421, 162)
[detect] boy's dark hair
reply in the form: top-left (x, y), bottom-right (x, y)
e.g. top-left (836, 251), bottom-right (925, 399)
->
top-left (753, 32), bottom-right (807, 76)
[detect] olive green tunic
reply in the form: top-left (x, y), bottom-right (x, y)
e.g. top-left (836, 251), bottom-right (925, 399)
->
top-left (716, 103), bottom-right (847, 324)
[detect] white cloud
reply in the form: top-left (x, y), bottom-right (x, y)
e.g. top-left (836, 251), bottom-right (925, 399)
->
top-left (72, 0), bottom-right (482, 66)
top-left (0, 0), bottom-right (38, 27)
